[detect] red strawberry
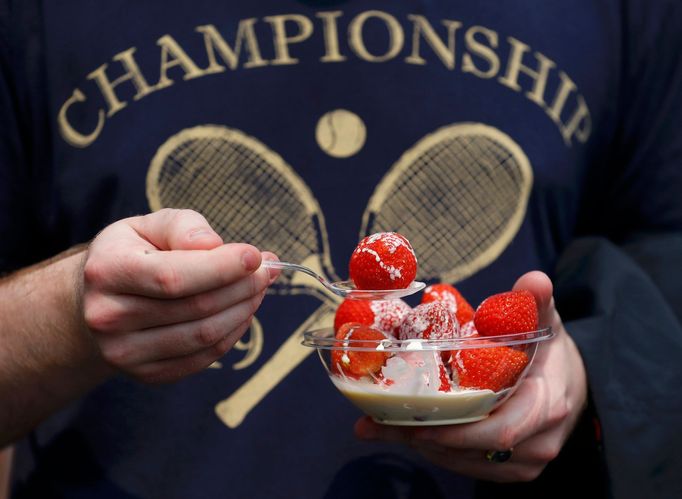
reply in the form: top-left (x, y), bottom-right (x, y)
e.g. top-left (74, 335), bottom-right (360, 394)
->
top-left (437, 362), bottom-right (452, 392)
top-left (474, 290), bottom-right (538, 337)
top-left (334, 300), bottom-right (375, 333)
top-left (334, 298), bottom-right (411, 337)
top-left (349, 232), bottom-right (417, 290)
top-left (421, 283), bottom-right (475, 325)
top-left (440, 320), bottom-right (477, 365)
top-left (398, 301), bottom-right (459, 340)
top-left (460, 321), bottom-right (478, 337)
top-left (331, 324), bottom-right (390, 379)
top-left (334, 321), bottom-right (365, 340)
top-left (451, 346), bottom-right (529, 392)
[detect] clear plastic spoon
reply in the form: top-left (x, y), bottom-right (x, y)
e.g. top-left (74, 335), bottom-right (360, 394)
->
top-left (261, 260), bottom-right (425, 300)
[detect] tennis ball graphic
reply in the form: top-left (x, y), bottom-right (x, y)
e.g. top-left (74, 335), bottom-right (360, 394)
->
top-left (315, 109), bottom-right (366, 158)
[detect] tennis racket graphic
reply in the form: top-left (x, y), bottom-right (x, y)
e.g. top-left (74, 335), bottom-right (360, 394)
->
top-left (146, 122), bottom-right (533, 429)
top-left (147, 125), bottom-right (341, 428)
top-left (361, 123), bottom-right (532, 283)
top-left (147, 125), bottom-right (340, 303)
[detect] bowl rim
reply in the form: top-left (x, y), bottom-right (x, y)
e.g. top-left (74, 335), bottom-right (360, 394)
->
top-left (302, 326), bottom-right (554, 352)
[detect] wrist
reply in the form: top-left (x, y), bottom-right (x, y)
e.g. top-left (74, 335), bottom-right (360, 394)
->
top-left (0, 247), bottom-right (113, 444)
top-left (56, 248), bottom-right (114, 380)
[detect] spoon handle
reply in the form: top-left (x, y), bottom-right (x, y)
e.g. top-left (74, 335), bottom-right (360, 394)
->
top-left (261, 260), bottom-right (327, 286)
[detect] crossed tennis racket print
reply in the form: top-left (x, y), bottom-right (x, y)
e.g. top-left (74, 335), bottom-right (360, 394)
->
top-left (146, 122), bottom-right (533, 428)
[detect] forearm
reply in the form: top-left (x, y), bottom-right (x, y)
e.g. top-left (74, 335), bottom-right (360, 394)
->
top-left (0, 247), bottom-right (111, 446)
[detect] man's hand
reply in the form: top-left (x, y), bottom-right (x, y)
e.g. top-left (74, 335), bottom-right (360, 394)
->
top-left (0, 208), bottom-right (279, 445)
top-left (82, 208), bottom-right (278, 383)
top-left (355, 271), bottom-right (588, 482)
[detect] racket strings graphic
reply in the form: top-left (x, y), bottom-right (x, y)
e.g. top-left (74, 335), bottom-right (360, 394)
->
top-left (147, 126), bottom-right (336, 302)
top-left (362, 123), bottom-right (532, 284)
top-left (396, 137), bottom-right (516, 265)
top-left (146, 122), bottom-right (532, 428)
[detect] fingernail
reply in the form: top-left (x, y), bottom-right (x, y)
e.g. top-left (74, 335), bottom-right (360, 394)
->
top-left (261, 252), bottom-right (280, 282)
top-left (188, 228), bottom-right (214, 240)
top-left (267, 267), bottom-right (280, 283)
top-left (242, 250), bottom-right (260, 272)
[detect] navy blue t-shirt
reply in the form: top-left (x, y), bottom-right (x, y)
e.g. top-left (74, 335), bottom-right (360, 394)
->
top-left (2, 1), bottom-right (682, 498)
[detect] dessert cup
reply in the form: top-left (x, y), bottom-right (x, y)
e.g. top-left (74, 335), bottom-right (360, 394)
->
top-left (302, 327), bottom-right (553, 425)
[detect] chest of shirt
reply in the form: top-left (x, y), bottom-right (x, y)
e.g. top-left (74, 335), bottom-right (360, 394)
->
top-left (40, 1), bottom-right (617, 279)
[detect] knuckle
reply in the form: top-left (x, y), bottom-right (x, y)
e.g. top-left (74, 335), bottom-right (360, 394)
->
top-left (550, 398), bottom-right (570, 425)
top-left (154, 265), bottom-right (183, 297)
top-left (99, 342), bottom-right (131, 368)
top-left (85, 311), bottom-right (116, 334)
top-left (534, 438), bottom-right (562, 463)
top-left (189, 292), bottom-right (217, 317)
top-left (495, 424), bottom-right (519, 451)
top-left (169, 208), bottom-right (200, 229)
top-left (178, 208), bottom-right (199, 219)
top-left (82, 259), bottom-right (106, 288)
top-left (83, 297), bottom-right (120, 334)
top-left (194, 319), bottom-right (222, 347)
top-left (210, 336), bottom-right (232, 357)
top-left (156, 207), bottom-right (179, 219)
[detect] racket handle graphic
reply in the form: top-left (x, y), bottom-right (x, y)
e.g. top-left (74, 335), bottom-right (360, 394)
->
top-left (215, 303), bottom-right (336, 428)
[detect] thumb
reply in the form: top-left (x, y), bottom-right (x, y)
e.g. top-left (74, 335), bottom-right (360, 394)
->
top-left (512, 271), bottom-right (554, 329)
top-left (132, 208), bottom-right (223, 251)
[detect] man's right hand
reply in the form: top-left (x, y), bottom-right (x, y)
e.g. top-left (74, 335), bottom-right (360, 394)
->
top-left (82, 208), bottom-right (278, 383)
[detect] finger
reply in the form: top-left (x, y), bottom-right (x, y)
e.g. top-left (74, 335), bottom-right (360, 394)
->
top-left (511, 271), bottom-right (554, 328)
top-left (98, 292), bottom-right (264, 366)
top-left (413, 425), bottom-right (563, 468)
top-left (85, 242), bottom-right (263, 298)
top-left (408, 435), bottom-right (552, 478)
top-left (416, 447), bottom-right (543, 482)
top-left (129, 319), bottom-right (253, 384)
top-left (261, 251), bottom-right (281, 284)
top-left (86, 267), bottom-right (270, 332)
top-left (358, 389), bottom-right (563, 467)
top-left (380, 376), bottom-right (556, 451)
top-left (411, 428), bottom-right (564, 465)
top-left (131, 208), bottom-right (223, 251)
top-left (501, 426), bottom-right (564, 465)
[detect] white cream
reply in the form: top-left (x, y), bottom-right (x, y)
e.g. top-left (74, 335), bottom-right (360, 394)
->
top-left (331, 376), bottom-right (509, 426)
top-left (403, 339), bottom-right (424, 351)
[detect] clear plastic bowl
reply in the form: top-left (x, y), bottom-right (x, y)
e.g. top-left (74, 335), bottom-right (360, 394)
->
top-left (302, 327), bottom-right (553, 426)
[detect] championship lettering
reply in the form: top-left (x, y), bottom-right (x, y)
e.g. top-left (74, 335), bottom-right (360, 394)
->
top-left (58, 10), bottom-right (591, 148)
